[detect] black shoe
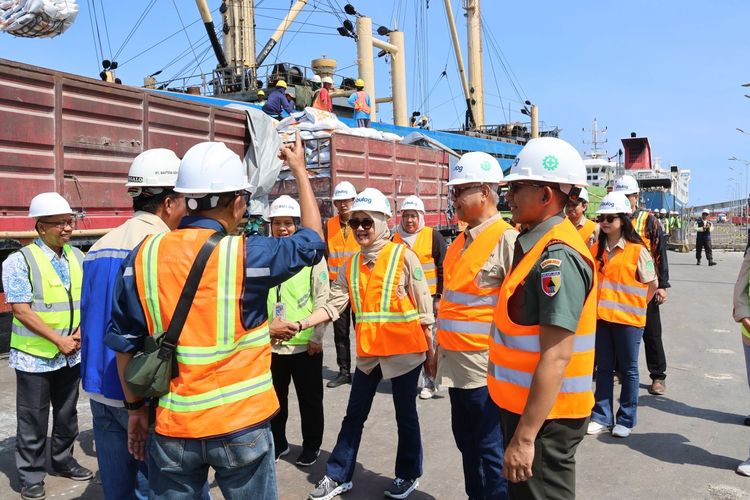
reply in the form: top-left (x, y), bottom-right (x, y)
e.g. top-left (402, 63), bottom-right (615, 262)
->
top-left (744, 415), bottom-right (750, 426)
top-left (52, 462), bottom-right (93, 481)
top-left (327, 373), bottom-right (351, 388)
top-left (275, 445), bottom-right (290, 462)
top-left (21, 482), bottom-right (45, 500)
top-left (296, 448), bottom-right (321, 467)
top-left (709, 261), bottom-right (717, 266)
top-left (696, 260), bottom-right (701, 265)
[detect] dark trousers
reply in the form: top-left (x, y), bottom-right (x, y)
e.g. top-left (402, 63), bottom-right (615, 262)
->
top-left (16, 364), bottom-right (81, 486)
top-left (643, 299), bottom-right (667, 381)
top-left (500, 409), bottom-right (587, 500)
top-left (333, 305), bottom-right (355, 374)
top-left (326, 364), bottom-right (422, 483)
top-left (449, 386), bottom-right (507, 500)
top-left (270, 351), bottom-right (324, 452)
top-left (696, 236), bottom-right (713, 262)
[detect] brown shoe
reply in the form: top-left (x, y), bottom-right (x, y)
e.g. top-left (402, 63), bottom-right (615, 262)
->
top-left (648, 379), bottom-right (666, 395)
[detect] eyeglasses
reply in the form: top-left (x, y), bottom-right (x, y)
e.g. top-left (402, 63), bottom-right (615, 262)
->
top-left (506, 182), bottom-right (547, 194)
top-left (39, 218), bottom-right (76, 229)
top-left (596, 214), bottom-right (619, 223)
top-left (449, 184), bottom-right (483, 199)
top-left (348, 217), bottom-right (374, 230)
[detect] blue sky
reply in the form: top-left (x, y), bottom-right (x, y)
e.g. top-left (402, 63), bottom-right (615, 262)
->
top-left (1, 0), bottom-right (747, 205)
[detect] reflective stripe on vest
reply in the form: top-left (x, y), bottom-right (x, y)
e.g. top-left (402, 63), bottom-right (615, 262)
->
top-left (633, 211), bottom-right (652, 252)
top-left (266, 266), bottom-right (314, 345)
top-left (744, 265), bottom-right (750, 345)
top-left (488, 218), bottom-right (596, 419)
top-left (10, 243), bottom-right (83, 358)
top-left (346, 242), bottom-right (427, 357)
top-left (437, 218), bottom-right (511, 352)
top-left (136, 230), bottom-right (278, 438)
top-left (392, 227), bottom-right (438, 294)
top-left (591, 241), bottom-right (649, 327)
top-left (327, 216), bottom-right (359, 281)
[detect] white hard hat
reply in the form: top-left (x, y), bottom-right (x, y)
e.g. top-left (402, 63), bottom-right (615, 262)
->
top-left (126, 149), bottom-right (180, 187)
top-left (702, 208), bottom-right (710, 214)
top-left (322, 76), bottom-right (334, 85)
top-left (28, 192), bottom-right (74, 218)
top-left (670, 210), bottom-right (678, 215)
top-left (265, 195), bottom-right (301, 221)
top-left (659, 208), bottom-right (667, 214)
top-left (332, 181), bottom-right (357, 201)
top-left (310, 74), bottom-right (322, 84)
top-left (174, 142), bottom-right (250, 196)
top-left (504, 137), bottom-right (587, 188)
top-left (613, 175), bottom-right (639, 195)
top-left (596, 192), bottom-right (632, 215)
top-left (400, 195), bottom-right (425, 213)
top-left (448, 151), bottom-right (504, 186)
top-left (351, 187), bottom-right (392, 217)
top-left (578, 187), bottom-right (590, 202)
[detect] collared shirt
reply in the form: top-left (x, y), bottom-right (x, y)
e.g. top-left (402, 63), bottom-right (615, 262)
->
top-left (2, 238), bottom-right (80, 372)
top-left (323, 245), bottom-right (434, 380)
top-left (574, 215), bottom-right (599, 246)
top-left (104, 216), bottom-right (325, 354)
top-left (601, 236), bottom-right (657, 284)
top-left (633, 209), bottom-right (670, 289)
top-left (436, 213), bottom-right (518, 390)
top-left (734, 248), bottom-right (750, 323)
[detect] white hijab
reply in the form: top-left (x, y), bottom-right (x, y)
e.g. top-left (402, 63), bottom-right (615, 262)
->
top-left (395, 210), bottom-right (425, 248)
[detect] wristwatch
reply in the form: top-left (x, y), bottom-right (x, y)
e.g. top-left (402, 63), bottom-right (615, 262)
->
top-left (123, 399), bottom-right (146, 411)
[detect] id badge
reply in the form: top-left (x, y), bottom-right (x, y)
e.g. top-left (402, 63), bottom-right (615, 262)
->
top-left (273, 302), bottom-right (286, 320)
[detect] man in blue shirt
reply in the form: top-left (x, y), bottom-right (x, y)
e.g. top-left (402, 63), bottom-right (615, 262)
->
top-left (262, 80), bottom-right (295, 119)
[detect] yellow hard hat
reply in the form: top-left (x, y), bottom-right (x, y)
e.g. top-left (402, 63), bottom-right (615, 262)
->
top-left (355, 78), bottom-right (365, 87)
top-left (276, 80), bottom-right (287, 88)
top-left (257, 90), bottom-right (265, 96)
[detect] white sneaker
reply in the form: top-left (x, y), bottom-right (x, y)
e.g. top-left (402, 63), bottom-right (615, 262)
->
top-left (611, 424), bottom-right (632, 438)
top-left (587, 421), bottom-right (609, 435)
top-left (419, 387), bottom-right (434, 400)
top-left (737, 457), bottom-right (750, 476)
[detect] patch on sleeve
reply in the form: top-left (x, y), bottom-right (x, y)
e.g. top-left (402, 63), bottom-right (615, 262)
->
top-left (540, 258), bottom-right (562, 269)
top-left (541, 270), bottom-right (561, 297)
top-left (319, 270), bottom-right (328, 282)
top-left (413, 267), bottom-right (424, 280)
top-left (645, 260), bottom-right (655, 271)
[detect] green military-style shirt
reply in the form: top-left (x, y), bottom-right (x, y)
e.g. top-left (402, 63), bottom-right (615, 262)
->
top-left (507, 214), bottom-right (594, 333)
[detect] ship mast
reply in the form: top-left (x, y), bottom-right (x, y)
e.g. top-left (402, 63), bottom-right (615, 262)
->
top-left (465, 0), bottom-right (484, 129)
top-left (223, 1), bottom-right (256, 72)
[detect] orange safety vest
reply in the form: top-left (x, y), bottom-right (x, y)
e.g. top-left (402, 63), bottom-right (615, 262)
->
top-left (134, 229), bottom-right (277, 439)
top-left (632, 211), bottom-right (652, 254)
top-left (392, 227), bottom-right (438, 295)
top-left (488, 218), bottom-right (596, 419)
top-left (345, 241), bottom-right (427, 357)
top-left (354, 90), bottom-right (371, 114)
top-left (327, 216), bottom-right (360, 281)
top-left (577, 218), bottom-right (598, 247)
top-left (590, 240), bottom-right (649, 327)
top-left (437, 218), bottom-right (512, 352)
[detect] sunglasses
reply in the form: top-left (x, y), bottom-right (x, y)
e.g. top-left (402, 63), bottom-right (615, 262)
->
top-left (450, 184), bottom-right (483, 199)
top-left (596, 214), bottom-right (620, 223)
top-left (348, 218), bottom-right (374, 230)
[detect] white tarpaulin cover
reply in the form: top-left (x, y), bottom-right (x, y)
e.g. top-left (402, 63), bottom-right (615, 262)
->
top-left (1, 0), bottom-right (78, 38)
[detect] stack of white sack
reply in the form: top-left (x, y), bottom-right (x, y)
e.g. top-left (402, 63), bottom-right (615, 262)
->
top-left (1, 0), bottom-right (78, 37)
top-left (335, 127), bottom-right (403, 142)
top-left (277, 107), bottom-right (349, 143)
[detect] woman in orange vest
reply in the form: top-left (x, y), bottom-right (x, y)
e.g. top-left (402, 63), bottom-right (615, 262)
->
top-left (294, 188), bottom-right (435, 500)
top-left (587, 192), bottom-right (658, 438)
top-left (392, 195), bottom-right (446, 399)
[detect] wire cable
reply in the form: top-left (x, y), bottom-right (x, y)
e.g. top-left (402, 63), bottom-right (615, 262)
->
top-left (171, 0), bottom-right (203, 75)
top-left (98, 0), bottom-right (113, 59)
top-left (113, 0), bottom-right (160, 61)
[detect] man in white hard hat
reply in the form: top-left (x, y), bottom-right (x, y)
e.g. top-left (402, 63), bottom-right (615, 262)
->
top-left (325, 181), bottom-right (359, 388)
top-left (80, 148), bottom-right (186, 499)
top-left (105, 133), bottom-right (325, 498)
top-left (312, 76), bottom-right (334, 112)
top-left (487, 137), bottom-right (596, 498)
top-left (2, 192), bottom-right (92, 499)
top-left (659, 208), bottom-right (670, 238)
top-left (695, 208), bottom-right (716, 266)
top-left (613, 174), bottom-right (671, 395)
top-left (565, 186), bottom-right (598, 247)
top-left (435, 151), bottom-right (517, 499)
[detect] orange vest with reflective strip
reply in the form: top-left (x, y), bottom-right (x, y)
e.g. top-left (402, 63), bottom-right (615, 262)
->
top-left (354, 90), bottom-right (371, 114)
top-left (134, 229), bottom-right (278, 439)
top-left (392, 227), bottom-right (438, 295)
top-left (577, 218), bottom-right (598, 247)
top-left (632, 211), bottom-right (652, 253)
top-left (327, 216), bottom-right (359, 281)
top-left (590, 241), bottom-right (649, 327)
top-left (488, 218), bottom-right (596, 419)
top-left (437, 218), bottom-right (512, 352)
top-left (345, 242), bottom-right (427, 357)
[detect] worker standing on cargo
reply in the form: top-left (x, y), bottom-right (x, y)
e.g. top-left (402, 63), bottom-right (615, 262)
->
top-left (2, 192), bottom-right (93, 500)
top-left (695, 208), bottom-right (716, 266)
top-left (265, 195), bottom-right (330, 467)
top-left (732, 247), bottom-right (750, 476)
top-left (262, 80), bottom-right (295, 119)
top-left (435, 152), bottom-right (516, 499)
top-left (488, 138), bottom-right (595, 498)
top-left (313, 76), bottom-right (334, 112)
top-left (257, 89), bottom-right (267, 107)
top-left (613, 174), bottom-right (671, 396)
top-left (300, 188), bottom-right (435, 500)
top-left (392, 195), bottom-right (447, 400)
top-left (565, 187), bottom-right (598, 247)
top-left (105, 134), bottom-right (325, 499)
top-left (348, 78), bottom-right (371, 128)
top-left (79, 149), bottom-right (185, 500)
top-left (325, 181), bottom-right (359, 388)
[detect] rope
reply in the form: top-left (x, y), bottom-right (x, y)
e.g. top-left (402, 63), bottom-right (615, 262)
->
top-left (171, 0), bottom-right (203, 75)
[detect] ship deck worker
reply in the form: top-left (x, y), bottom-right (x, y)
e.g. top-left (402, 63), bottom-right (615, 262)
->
top-left (265, 195), bottom-right (330, 467)
top-left (80, 149), bottom-right (185, 500)
top-left (105, 133), bottom-right (325, 500)
top-left (488, 137), bottom-right (596, 499)
top-left (2, 192), bottom-right (93, 500)
top-left (392, 194), bottom-right (447, 400)
top-left (325, 181), bottom-right (359, 388)
top-left (257, 89), bottom-right (266, 107)
top-left (613, 174), bottom-right (671, 395)
top-left (262, 79), bottom-right (295, 119)
top-left (348, 78), bottom-right (371, 128)
top-left (586, 192), bottom-right (658, 439)
top-left (312, 76), bottom-right (334, 112)
top-left (565, 187), bottom-right (598, 247)
top-left (435, 151), bottom-right (517, 500)
top-left (695, 208), bottom-right (716, 266)
top-left (732, 247), bottom-right (750, 476)
top-left (299, 188), bottom-right (435, 500)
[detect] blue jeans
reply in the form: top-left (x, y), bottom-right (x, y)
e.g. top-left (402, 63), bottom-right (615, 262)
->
top-left (592, 320), bottom-right (643, 428)
top-left (148, 424), bottom-right (276, 500)
top-left (327, 364), bottom-right (423, 483)
top-left (90, 400), bottom-right (149, 500)
top-left (448, 386), bottom-right (507, 500)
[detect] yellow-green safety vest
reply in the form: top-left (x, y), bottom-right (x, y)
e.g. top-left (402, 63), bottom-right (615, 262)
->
top-left (267, 266), bottom-right (315, 345)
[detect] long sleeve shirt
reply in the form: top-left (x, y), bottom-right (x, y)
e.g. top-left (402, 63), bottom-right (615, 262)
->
top-left (637, 210), bottom-right (670, 289)
top-left (262, 88), bottom-right (294, 117)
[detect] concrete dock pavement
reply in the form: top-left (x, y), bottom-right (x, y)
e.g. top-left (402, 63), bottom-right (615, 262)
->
top-left (1, 250), bottom-right (750, 498)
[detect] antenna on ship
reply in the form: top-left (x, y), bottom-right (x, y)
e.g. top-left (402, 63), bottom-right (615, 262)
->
top-left (582, 118), bottom-right (608, 159)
